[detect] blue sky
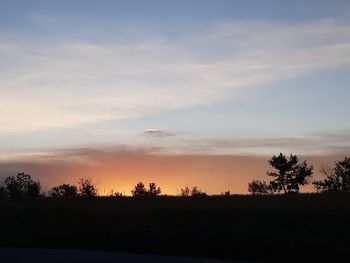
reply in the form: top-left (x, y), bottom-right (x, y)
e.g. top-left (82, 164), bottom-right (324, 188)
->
top-left (1, 0), bottom-right (350, 157)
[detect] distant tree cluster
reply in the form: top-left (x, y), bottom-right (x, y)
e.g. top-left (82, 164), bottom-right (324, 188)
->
top-left (0, 172), bottom-right (41, 200)
top-left (2, 154), bottom-right (350, 200)
top-left (248, 153), bottom-right (350, 195)
top-left (131, 182), bottom-right (161, 197)
top-left (49, 178), bottom-right (97, 198)
top-left (180, 186), bottom-right (207, 196)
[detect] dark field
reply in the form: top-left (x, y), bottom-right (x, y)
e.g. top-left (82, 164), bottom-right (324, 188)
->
top-left (1, 194), bottom-right (350, 262)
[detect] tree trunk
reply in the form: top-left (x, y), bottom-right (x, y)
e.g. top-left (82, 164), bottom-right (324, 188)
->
top-left (282, 182), bottom-right (287, 194)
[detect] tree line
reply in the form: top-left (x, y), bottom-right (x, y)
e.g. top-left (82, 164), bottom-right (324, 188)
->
top-left (0, 174), bottom-right (207, 199)
top-left (248, 153), bottom-right (350, 195)
top-left (0, 153), bottom-right (349, 199)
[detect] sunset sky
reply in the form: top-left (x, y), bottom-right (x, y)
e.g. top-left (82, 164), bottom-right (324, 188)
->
top-left (1, 0), bottom-right (350, 194)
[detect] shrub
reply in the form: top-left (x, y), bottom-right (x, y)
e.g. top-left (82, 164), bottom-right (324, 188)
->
top-left (49, 183), bottom-right (78, 198)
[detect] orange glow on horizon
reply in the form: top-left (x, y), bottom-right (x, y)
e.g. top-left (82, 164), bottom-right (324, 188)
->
top-left (0, 150), bottom-right (344, 195)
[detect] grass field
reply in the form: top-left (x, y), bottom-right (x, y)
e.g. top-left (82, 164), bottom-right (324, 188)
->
top-left (1, 193), bottom-right (349, 262)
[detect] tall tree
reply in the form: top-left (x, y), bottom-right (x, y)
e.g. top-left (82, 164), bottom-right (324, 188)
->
top-left (267, 153), bottom-right (313, 194)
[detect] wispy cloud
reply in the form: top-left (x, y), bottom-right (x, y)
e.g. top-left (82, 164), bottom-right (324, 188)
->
top-left (143, 129), bottom-right (174, 137)
top-left (1, 20), bottom-right (350, 133)
top-left (181, 130), bottom-right (350, 155)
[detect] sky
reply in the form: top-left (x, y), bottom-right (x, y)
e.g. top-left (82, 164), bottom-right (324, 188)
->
top-left (0, 0), bottom-right (350, 194)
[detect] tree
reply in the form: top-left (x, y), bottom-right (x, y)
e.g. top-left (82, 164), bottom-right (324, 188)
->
top-left (313, 157), bottom-right (350, 192)
top-left (78, 178), bottom-right (97, 197)
top-left (180, 186), bottom-right (207, 196)
top-left (109, 189), bottom-right (124, 197)
top-left (180, 186), bottom-right (191, 196)
top-left (49, 183), bottom-right (78, 198)
top-left (191, 186), bottom-right (207, 196)
top-left (248, 180), bottom-right (271, 195)
top-left (27, 180), bottom-right (41, 198)
top-left (267, 153), bottom-right (313, 194)
top-left (131, 182), bottom-right (162, 197)
top-left (131, 182), bottom-right (147, 197)
top-left (4, 172), bottom-right (41, 199)
top-left (0, 185), bottom-right (6, 200)
top-left (148, 182), bottom-right (161, 196)
top-left (221, 191), bottom-right (231, 196)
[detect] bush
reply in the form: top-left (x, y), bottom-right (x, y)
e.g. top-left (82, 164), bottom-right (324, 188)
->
top-left (49, 183), bottom-right (78, 198)
top-left (180, 186), bottom-right (207, 197)
top-left (248, 180), bottom-right (271, 195)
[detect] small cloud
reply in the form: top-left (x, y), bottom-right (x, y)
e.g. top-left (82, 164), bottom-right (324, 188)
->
top-left (143, 129), bottom-right (174, 137)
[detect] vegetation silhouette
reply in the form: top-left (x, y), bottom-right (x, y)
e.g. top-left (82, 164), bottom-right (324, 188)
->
top-left (1, 172), bottom-right (40, 199)
top-left (78, 178), bottom-right (97, 197)
top-left (108, 190), bottom-right (124, 197)
top-left (221, 190), bottom-right (231, 196)
top-left (248, 153), bottom-right (313, 194)
top-left (1, 155), bottom-right (350, 262)
top-left (131, 182), bottom-right (161, 197)
top-left (267, 153), bottom-right (313, 193)
top-left (181, 186), bottom-right (207, 197)
top-left (1, 154), bottom-right (349, 199)
top-left (49, 183), bottom-right (78, 198)
top-left (313, 157), bottom-right (350, 192)
top-left (0, 185), bottom-right (6, 200)
top-left (248, 180), bottom-right (272, 195)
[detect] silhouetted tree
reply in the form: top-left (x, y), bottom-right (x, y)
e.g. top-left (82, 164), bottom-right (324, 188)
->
top-left (191, 186), bottom-right (207, 196)
top-left (27, 181), bottom-right (41, 198)
top-left (131, 182), bottom-right (161, 197)
top-left (78, 178), bottom-right (97, 197)
top-left (180, 186), bottom-right (191, 196)
top-left (313, 157), bottom-right (350, 192)
top-left (49, 183), bottom-right (78, 198)
top-left (109, 189), bottom-right (124, 197)
top-left (131, 182), bottom-right (147, 197)
top-left (180, 186), bottom-right (207, 196)
top-left (3, 172), bottom-right (41, 199)
top-left (148, 182), bottom-right (161, 196)
top-left (0, 185), bottom-right (6, 200)
top-left (248, 180), bottom-right (271, 195)
top-left (267, 153), bottom-right (313, 194)
top-left (222, 190), bottom-right (231, 196)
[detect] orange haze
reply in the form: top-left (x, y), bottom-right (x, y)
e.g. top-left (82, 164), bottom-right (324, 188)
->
top-left (0, 148), bottom-right (345, 195)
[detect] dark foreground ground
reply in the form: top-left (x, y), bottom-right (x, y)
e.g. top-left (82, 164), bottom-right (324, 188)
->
top-left (0, 248), bottom-right (240, 263)
top-left (0, 194), bottom-right (350, 262)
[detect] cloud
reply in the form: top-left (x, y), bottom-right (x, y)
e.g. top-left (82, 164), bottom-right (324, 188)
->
top-left (143, 129), bottom-right (174, 137)
top-left (1, 20), bottom-right (350, 133)
top-left (182, 130), bottom-right (350, 155)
